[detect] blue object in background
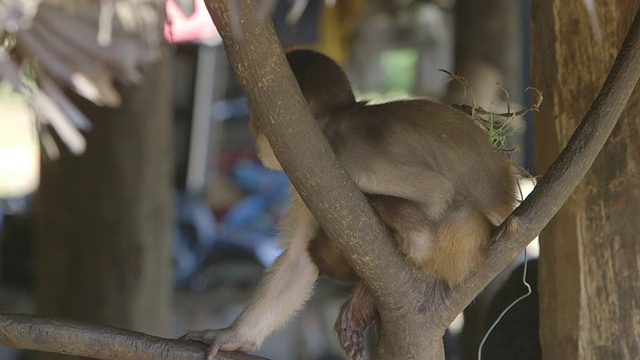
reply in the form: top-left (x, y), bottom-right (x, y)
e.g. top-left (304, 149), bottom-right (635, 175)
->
top-left (224, 159), bottom-right (290, 234)
top-left (173, 192), bottom-right (217, 287)
top-left (172, 159), bottom-right (290, 288)
top-left (218, 159), bottom-right (289, 266)
top-left (232, 159), bottom-right (290, 196)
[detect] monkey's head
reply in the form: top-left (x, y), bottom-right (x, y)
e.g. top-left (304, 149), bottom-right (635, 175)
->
top-left (251, 48), bottom-right (357, 170)
top-left (285, 48), bottom-right (356, 118)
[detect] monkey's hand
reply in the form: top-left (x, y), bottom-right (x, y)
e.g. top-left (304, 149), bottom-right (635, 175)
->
top-left (180, 327), bottom-right (256, 360)
top-left (334, 283), bottom-right (378, 360)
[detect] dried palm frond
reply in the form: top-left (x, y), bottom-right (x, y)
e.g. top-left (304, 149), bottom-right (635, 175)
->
top-left (1, 0), bottom-right (163, 157)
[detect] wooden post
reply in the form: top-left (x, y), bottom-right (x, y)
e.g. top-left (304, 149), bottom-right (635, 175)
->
top-left (34, 55), bottom-right (174, 360)
top-left (532, 1), bottom-right (640, 358)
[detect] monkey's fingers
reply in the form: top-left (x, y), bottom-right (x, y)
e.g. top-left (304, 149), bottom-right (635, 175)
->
top-left (179, 329), bottom-right (218, 344)
top-left (335, 322), bottom-right (365, 360)
top-left (179, 328), bottom-right (256, 360)
top-left (334, 304), bottom-right (366, 360)
top-left (335, 282), bottom-right (378, 360)
top-left (179, 329), bottom-right (222, 360)
top-left (205, 342), bottom-right (223, 360)
top-left (348, 329), bottom-right (365, 360)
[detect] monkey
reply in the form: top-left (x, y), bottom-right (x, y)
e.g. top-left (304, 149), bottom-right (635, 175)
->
top-left (181, 48), bottom-right (516, 360)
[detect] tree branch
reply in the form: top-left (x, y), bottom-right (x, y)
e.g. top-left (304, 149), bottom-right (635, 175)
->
top-left (206, 0), bottom-right (640, 335)
top-left (204, 0), bottom-right (422, 309)
top-left (443, 6), bottom-right (640, 321)
top-left (0, 313), bottom-right (265, 360)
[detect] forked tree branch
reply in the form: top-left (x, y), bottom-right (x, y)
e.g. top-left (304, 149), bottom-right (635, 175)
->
top-left (206, 0), bottom-right (640, 328)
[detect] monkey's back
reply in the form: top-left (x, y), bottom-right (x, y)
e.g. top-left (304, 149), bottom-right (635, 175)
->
top-left (324, 99), bottom-right (516, 225)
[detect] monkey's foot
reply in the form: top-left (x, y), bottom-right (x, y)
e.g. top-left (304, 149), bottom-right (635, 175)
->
top-left (180, 328), bottom-right (256, 360)
top-left (334, 282), bottom-right (378, 360)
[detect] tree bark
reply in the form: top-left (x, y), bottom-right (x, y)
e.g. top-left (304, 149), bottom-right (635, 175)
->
top-left (0, 314), bottom-right (263, 360)
top-left (532, 1), bottom-right (640, 359)
top-left (34, 53), bottom-right (174, 359)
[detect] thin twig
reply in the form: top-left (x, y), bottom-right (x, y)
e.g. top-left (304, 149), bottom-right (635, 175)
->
top-left (452, 87), bottom-right (543, 119)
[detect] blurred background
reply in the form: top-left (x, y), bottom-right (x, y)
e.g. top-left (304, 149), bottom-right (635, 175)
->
top-left (0, 0), bottom-right (539, 359)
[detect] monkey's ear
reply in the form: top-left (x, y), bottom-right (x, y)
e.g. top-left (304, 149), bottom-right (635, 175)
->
top-left (285, 48), bottom-right (356, 117)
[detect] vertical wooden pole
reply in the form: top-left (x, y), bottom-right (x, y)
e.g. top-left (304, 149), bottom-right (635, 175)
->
top-left (532, 1), bottom-right (640, 358)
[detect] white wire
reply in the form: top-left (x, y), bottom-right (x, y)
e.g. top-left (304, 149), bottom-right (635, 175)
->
top-left (477, 248), bottom-right (532, 360)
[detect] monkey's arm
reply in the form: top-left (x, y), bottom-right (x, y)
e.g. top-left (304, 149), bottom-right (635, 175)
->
top-left (351, 164), bottom-right (455, 219)
top-left (181, 192), bottom-right (319, 359)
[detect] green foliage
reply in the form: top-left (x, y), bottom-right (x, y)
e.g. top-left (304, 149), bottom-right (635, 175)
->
top-left (0, 32), bottom-right (40, 102)
top-left (1, 33), bottom-right (17, 53)
top-left (486, 111), bottom-right (519, 152)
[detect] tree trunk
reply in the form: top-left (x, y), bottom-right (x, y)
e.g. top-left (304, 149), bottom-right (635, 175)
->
top-left (34, 54), bottom-right (173, 359)
top-left (532, 1), bottom-right (640, 358)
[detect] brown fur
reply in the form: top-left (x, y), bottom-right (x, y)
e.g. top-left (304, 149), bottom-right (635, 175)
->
top-left (280, 49), bottom-right (517, 287)
top-left (308, 229), bottom-right (358, 284)
top-left (183, 49), bottom-right (517, 359)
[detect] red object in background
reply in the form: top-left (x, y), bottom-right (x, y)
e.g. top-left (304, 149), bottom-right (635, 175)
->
top-left (165, 0), bottom-right (220, 43)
